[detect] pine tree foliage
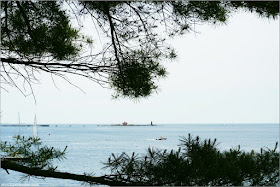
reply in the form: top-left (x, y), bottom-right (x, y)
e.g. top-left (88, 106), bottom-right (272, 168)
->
top-left (1, 134), bottom-right (278, 186)
top-left (1, 1), bottom-right (279, 98)
top-left (1, 135), bottom-right (67, 170)
top-left (104, 134), bottom-right (279, 186)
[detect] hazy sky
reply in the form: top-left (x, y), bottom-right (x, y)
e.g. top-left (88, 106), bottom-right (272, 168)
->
top-left (1, 12), bottom-right (279, 124)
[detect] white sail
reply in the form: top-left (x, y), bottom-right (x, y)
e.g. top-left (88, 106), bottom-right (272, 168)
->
top-left (33, 115), bottom-right (38, 139)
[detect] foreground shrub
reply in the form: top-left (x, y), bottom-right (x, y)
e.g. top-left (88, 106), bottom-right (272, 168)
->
top-left (104, 134), bottom-right (279, 186)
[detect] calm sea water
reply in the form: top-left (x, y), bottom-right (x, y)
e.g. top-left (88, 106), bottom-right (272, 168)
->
top-left (1, 123), bottom-right (279, 186)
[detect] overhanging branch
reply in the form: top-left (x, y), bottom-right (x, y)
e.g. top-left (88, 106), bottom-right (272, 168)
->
top-left (1, 58), bottom-right (112, 72)
top-left (1, 160), bottom-right (131, 186)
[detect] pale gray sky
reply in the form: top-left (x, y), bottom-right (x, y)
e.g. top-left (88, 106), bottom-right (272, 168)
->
top-left (1, 12), bottom-right (279, 124)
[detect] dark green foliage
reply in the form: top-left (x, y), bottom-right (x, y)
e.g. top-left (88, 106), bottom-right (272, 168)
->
top-left (228, 1), bottom-right (279, 19)
top-left (1, 1), bottom-right (279, 99)
top-left (1, 134), bottom-right (279, 186)
top-left (1, 1), bottom-right (79, 60)
top-left (104, 134), bottom-right (279, 186)
top-left (1, 135), bottom-right (67, 170)
top-left (110, 49), bottom-right (167, 98)
top-left (171, 1), bottom-right (229, 29)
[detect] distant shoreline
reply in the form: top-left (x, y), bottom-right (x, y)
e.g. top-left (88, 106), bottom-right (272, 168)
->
top-left (0, 124), bottom-right (156, 127)
top-left (0, 124), bottom-right (49, 127)
top-left (100, 124), bottom-right (156, 127)
top-left (1, 123), bottom-right (278, 126)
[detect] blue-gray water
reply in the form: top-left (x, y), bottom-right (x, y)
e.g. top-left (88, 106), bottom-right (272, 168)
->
top-left (1, 123), bottom-right (279, 186)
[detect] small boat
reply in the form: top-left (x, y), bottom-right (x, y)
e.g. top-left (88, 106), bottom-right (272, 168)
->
top-left (156, 136), bottom-right (167, 140)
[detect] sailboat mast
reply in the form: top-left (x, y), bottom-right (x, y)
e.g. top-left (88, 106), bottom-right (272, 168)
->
top-left (33, 115), bottom-right (38, 139)
top-left (18, 112), bottom-right (20, 125)
top-left (18, 112), bottom-right (21, 134)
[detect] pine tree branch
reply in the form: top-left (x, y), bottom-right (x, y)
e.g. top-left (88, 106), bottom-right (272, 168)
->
top-left (1, 160), bottom-right (130, 186)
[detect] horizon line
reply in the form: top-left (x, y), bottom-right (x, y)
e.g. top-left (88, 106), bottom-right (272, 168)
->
top-left (1, 122), bottom-right (279, 125)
